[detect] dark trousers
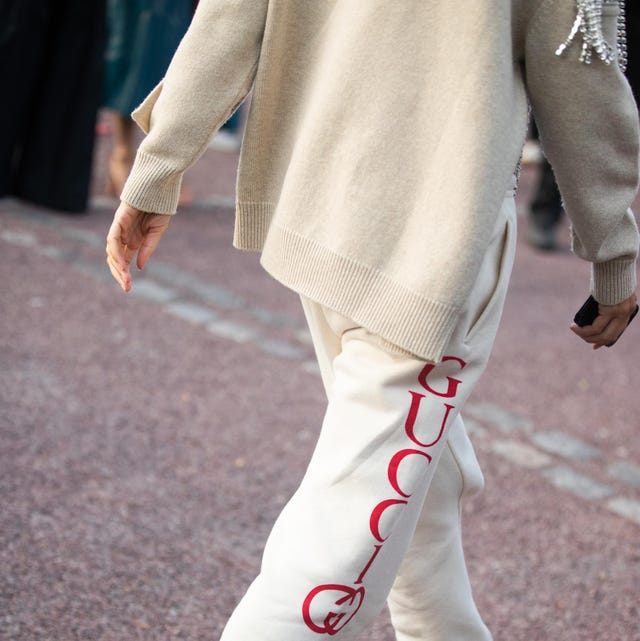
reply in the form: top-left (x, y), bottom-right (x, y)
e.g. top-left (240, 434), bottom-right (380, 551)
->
top-left (0, 0), bottom-right (106, 213)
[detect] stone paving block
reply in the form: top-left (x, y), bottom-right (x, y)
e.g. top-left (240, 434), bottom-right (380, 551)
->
top-left (189, 281), bottom-right (242, 310)
top-left (246, 306), bottom-right (300, 329)
top-left (259, 338), bottom-right (307, 360)
top-left (165, 301), bottom-right (219, 325)
top-left (465, 402), bottom-right (533, 432)
top-left (1, 229), bottom-right (37, 247)
top-left (531, 431), bottom-right (601, 462)
top-left (72, 259), bottom-right (114, 283)
top-left (36, 241), bottom-right (120, 286)
top-left (541, 465), bottom-right (614, 500)
top-left (607, 497), bottom-right (640, 526)
top-left (59, 227), bottom-right (104, 248)
top-left (207, 319), bottom-right (258, 343)
top-left (301, 360), bottom-right (321, 376)
top-left (607, 461), bottom-right (640, 490)
top-left (147, 262), bottom-right (242, 310)
top-left (145, 261), bottom-right (197, 288)
top-left (461, 416), bottom-right (488, 438)
top-left (296, 329), bottom-right (313, 345)
top-left (37, 244), bottom-right (67, 261)
top-left (490, 439), bottom-right (552, 469)
top-left (130, 279), bottom-right (178, 303)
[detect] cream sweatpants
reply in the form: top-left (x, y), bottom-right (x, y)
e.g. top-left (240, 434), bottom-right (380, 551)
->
top-left (220, 193), bottom-right (517, 641)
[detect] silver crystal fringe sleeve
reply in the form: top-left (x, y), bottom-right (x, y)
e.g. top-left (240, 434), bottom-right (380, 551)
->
top-left (525, 0), bottom-right (639, 304)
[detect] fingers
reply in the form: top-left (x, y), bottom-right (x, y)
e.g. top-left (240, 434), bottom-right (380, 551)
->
top-left (123, 243), bottom-right (138, 267)
top-left (570, 293), bottom-right (638, 349)
top-left (107, 253), bottom-right (131, 292)
top-left (105, 202), bottom-right (142, 291)
top-left (105, 203), bottom-right (170, 291)
top-left (106, 217), bottom-right (126, 266)
top-left (570, 316), bottom-right (627, 349)
top-left (136, 238), bottom-right (157, 271)
top-left (136, 216), bottom-right (170, 270)
top-left (106, 219), bottom-right (130, 291)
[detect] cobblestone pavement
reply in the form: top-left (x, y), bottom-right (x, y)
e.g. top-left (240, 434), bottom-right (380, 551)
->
top-left (1, 137), bottom-right (639, 641)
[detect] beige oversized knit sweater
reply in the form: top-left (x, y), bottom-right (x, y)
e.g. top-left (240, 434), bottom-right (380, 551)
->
top-left (121, 0), bottom-right (640, 363)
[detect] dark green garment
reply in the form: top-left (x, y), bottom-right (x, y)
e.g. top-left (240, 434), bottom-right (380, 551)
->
top-left (104, 0), bottom-right (192, 115)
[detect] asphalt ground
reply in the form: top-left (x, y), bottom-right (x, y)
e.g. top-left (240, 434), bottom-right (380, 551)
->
top-left (1, 127), bottom-right (640, 641)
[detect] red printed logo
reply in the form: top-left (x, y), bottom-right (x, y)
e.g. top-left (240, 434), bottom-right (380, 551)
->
top-left (302, 584), bottom-right (365, 636)
top-left (301, 357), bottom-right (467, 635)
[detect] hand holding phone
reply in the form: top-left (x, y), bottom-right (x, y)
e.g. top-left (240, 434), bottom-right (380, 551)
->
top-left (573, 294), bottom-right (639, 347)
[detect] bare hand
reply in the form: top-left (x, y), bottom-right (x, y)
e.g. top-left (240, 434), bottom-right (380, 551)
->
top-left (106, 202), bottom-right (170, 292)
top-left (570, 292), bottom-right (638, 349)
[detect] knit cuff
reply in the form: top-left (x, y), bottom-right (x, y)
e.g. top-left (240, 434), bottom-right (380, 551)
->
top-left (591, 257), bottom-right (637, 304)
top-left (120, 150), bottom-right (182, 215)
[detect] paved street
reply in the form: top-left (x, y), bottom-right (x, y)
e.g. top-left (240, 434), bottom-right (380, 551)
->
top-left (1, 130), bottom-right (640, 641)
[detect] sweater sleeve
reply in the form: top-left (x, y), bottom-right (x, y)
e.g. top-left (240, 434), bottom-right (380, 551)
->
top-left (120, 0), bottom-right (269, 215)
top-left (524, 0), bottom-right (640, 305)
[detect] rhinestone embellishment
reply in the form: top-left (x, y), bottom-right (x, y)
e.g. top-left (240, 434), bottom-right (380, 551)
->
top-left (556, 0), bottom-right (627, 72)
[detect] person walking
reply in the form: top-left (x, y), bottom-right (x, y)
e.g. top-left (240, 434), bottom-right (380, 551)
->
top-left (103, 0), bottom-right (193, 197)
top-left (106, 1), bottom-right (639, 639)
top-left (0, 0), bottom-right (106, 213)
top-left (525, 120), bottom-right (564, 251)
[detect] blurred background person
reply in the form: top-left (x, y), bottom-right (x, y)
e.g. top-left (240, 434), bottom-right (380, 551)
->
top-left (525, 120), bottom-right (564, 251)
top-left (0, 0), bottom-right (106, 214)
top-left (103, 0), bottom-right (192, 199)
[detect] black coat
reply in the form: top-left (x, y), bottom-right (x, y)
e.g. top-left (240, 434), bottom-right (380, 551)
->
top-left (0, 0), bottom-right (106, 213)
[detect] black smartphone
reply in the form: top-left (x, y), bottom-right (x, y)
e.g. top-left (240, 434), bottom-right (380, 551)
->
top-left (573, 295), bottom-right (600, 327)
top-left (573, 294), bottom-right (639, 346)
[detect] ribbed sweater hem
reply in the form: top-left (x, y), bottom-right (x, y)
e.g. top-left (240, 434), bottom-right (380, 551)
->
top-left (234, 204), bottom-right (460, 363)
